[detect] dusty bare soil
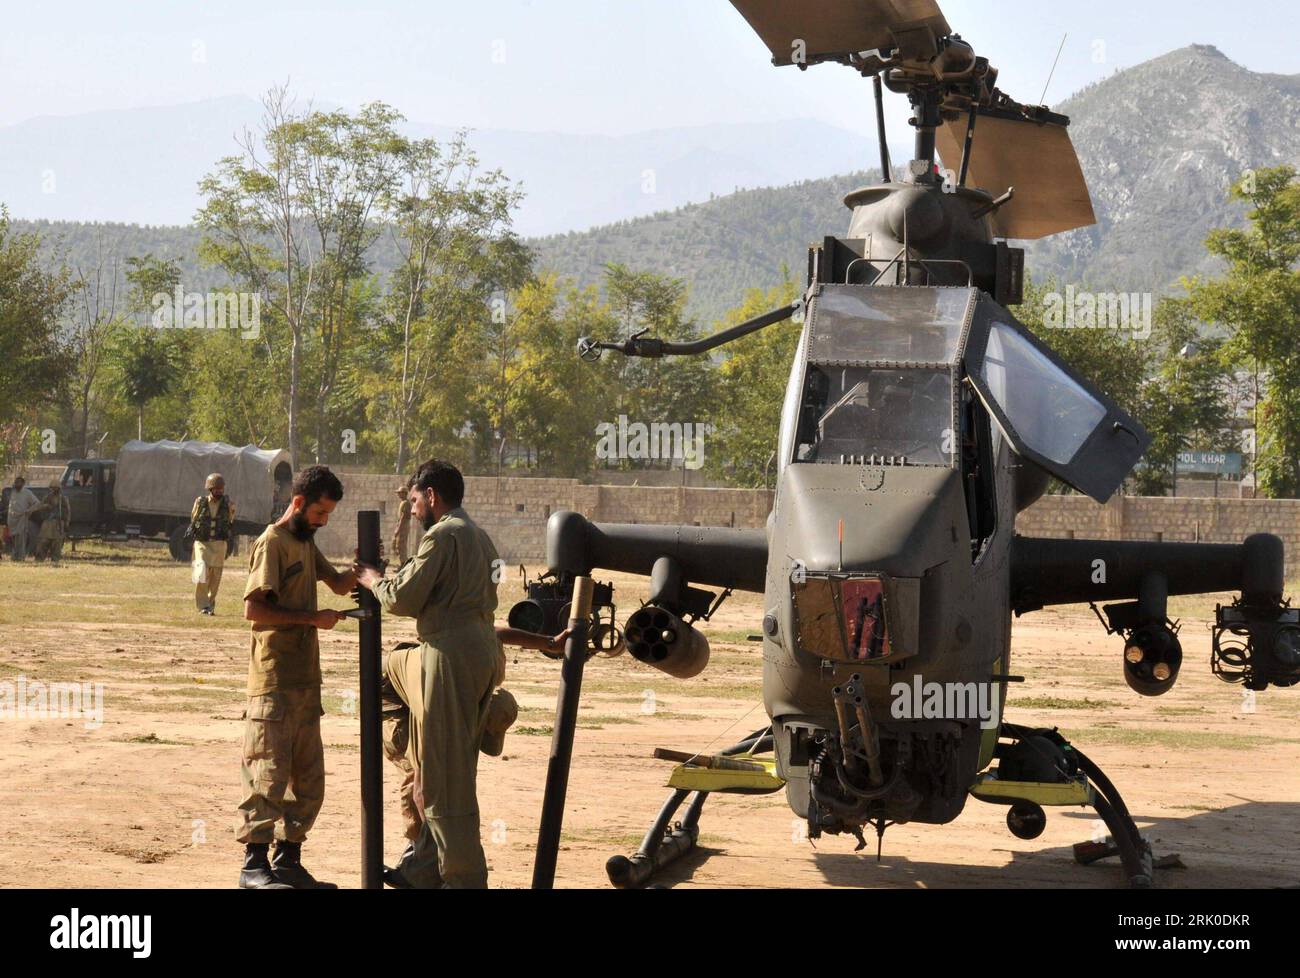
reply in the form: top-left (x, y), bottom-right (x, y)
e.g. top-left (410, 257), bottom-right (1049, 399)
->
top-left (1, 555), bottom-right (1297, 889)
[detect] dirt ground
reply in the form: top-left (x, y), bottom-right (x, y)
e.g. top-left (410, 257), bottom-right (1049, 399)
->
top-left (1, 546), bottom-right (1297, 889)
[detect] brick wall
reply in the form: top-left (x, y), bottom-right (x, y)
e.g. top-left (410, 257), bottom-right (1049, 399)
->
top-left (1013, 495), bottom-right (1300, 578)
top-left (312, 475), bottom-right (777, 563)
top-left (315, 477), bottom-right (1298, 580)
top-left (8, 461), bottom-right (1296, 580)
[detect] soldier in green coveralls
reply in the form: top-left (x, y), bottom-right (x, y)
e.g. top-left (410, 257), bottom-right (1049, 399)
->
top-left (354, 459), bottom-right (504, 889)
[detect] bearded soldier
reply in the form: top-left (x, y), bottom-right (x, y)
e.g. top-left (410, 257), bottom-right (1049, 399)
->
top-left (235, 465), bottom-right (357, 889)
top-left (191, 473), bottom-right (236, 615)
top-left (355, 459), bottom-right (504, 889)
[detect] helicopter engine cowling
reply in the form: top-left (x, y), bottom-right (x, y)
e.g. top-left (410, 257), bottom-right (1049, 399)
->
top-left (624, 606), bottom-right (710, 679)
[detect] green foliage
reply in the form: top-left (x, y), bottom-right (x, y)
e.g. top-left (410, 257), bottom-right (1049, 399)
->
top-left (0, 209), bottom-right (74, 466)
top-left (1186, 166), bottom-right (1300, 497)
top-left (705, 278), bottom-right (802, 488)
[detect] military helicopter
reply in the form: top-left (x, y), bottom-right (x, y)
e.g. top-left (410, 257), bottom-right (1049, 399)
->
top-left (517, 0), bottom-right (1300, 890)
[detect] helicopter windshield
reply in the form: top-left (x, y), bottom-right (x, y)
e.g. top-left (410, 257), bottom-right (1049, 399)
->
top-left (808, 287), bottom-right (972, 365)
top-left (795, 366), bottom-right (954, 466)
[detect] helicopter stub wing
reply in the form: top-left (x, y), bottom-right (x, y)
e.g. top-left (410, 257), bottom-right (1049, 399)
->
top-left (936, 112), bottom-right (1096, 240)
top-left (729, 0), bottom-right (950, 66)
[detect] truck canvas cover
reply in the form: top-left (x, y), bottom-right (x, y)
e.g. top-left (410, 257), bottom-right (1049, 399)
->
top-left (113, 440), bottom-right (291, 526)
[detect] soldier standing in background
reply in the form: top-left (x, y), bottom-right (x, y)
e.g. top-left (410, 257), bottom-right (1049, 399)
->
top-left (191, 473), bottom-right (235, 615)
top-left (33, 480), bottom-right (71, 564)
top-left (392, 484), bottom-right (412, 564)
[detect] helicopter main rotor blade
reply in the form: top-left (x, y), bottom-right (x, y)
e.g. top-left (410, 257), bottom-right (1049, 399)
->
top-left (729, 0), bottom-right (950, 66)
top-left (936, 112), bottom-right (1096, 239)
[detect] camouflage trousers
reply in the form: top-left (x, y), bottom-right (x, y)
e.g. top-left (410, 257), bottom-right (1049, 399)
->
top-left (380, 698), bottom-right (422, 844)
top-left (32, 531), bottom-right (65, 563)
top-left (235, 685), bottom-right (325, 845)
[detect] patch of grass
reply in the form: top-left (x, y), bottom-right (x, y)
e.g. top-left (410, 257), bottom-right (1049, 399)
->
top-left (1062, 726), bottom-right (1300, 751)
top-left (700, 628), bottom-right (764, 645)
top-left (514, 726), bottom-right (553, 737)
top-left (114, 732), bottom-right (192, 746)
top-left (1013, 696), bottom-right (1117, 711)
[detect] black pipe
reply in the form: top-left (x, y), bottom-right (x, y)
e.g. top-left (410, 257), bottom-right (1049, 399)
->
top-left (545, 511), bottom-right (769, 595)
top-left (1010, 537), bottom-right (1263, 612)
top-left (606, 789), bottom-right (692, 888)
top-left (874, 74), bottom-right (892, 182)
top-left (357, 511), bottom-right (384, 889)
top-left (587, 303), bottom-right (797, 360)
top-left (957, 102), bottom-right (978, 187)
top-left (532, 578), bottom-right (595, 888)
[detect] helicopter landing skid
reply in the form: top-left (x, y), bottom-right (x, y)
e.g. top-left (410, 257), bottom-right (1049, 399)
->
top-left (606, 727), bottom-right (777, 889)
top-left (971, 723), bottom-right (1155, 889)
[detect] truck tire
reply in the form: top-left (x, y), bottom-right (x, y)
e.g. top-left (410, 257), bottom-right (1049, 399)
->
top-left (169, 525), bottom-right (193, 563)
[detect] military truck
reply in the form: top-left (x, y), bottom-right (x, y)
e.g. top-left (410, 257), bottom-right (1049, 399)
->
top-left (2, 440), bottom-right (293, 561)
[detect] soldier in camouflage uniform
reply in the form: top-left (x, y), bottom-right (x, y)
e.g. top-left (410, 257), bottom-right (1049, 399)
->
top-left (33, 480), bottom-right (71, 564)
top-left (235, 466), bottom-right (357, 890)
top-left (191, 474), bottom-right (236, 615)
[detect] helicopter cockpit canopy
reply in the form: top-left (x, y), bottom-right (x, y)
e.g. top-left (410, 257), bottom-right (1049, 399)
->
top-left (793, 286), bottom-right (1151, 502)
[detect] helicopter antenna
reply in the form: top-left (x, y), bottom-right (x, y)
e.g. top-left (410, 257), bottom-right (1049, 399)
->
top-left (1039, 34), bottom-right (1068, 105)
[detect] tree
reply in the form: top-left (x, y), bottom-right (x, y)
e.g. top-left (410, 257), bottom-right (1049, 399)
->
top-left (197, 84), bottom-right (321, 467)
top-left (0, 209), bottom-right (74, 467)
top-left (380, 132), bottom-right (528, 474)
top-left (294, 103), bottom-right (408, 463)
top-left (506, 276), bottom-right (620, 477)
top-left (705, 278), bottom-right (802, 487)
top-left (1129, 299), bottom-right (1235, 496)
top-left (110, 255), bottom-right (185, 440)
top-left (1186, 166), bottom-right (1300, 497)
top-left (603, 264), bottom-right (714, 473)
top-left (65, 232), bottom-right (124, 456)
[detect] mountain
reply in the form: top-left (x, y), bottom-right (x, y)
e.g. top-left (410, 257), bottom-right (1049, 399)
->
top-left (0, 95), bottom-right (882, 237)
top-left (532, 46), bottom-right (1300, 322)
top-left (1024, 45), bottom-right (1300, 290)
top-left (7, 47), bottom-right (1298, 327)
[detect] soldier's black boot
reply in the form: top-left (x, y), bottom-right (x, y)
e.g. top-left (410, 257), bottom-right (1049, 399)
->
top-left (239, 843), bottom-right (292, 889)
top-left (383, 843), bottom-right (416, 889)
top-left (271, 840), bottom-right (338, 889)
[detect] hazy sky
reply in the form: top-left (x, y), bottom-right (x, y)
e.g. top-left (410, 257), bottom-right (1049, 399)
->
top-left (1, 0), bottom-right (1294, 134)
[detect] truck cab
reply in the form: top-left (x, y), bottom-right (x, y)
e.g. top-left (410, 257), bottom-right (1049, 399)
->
top-left (60, 460), bottom-right (117, 534)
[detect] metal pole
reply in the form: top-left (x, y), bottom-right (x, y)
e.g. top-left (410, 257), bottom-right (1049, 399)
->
top-left (531, 576), bottom-right (595, 889)
top-left (357, 511), bottom-right (384, 889)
